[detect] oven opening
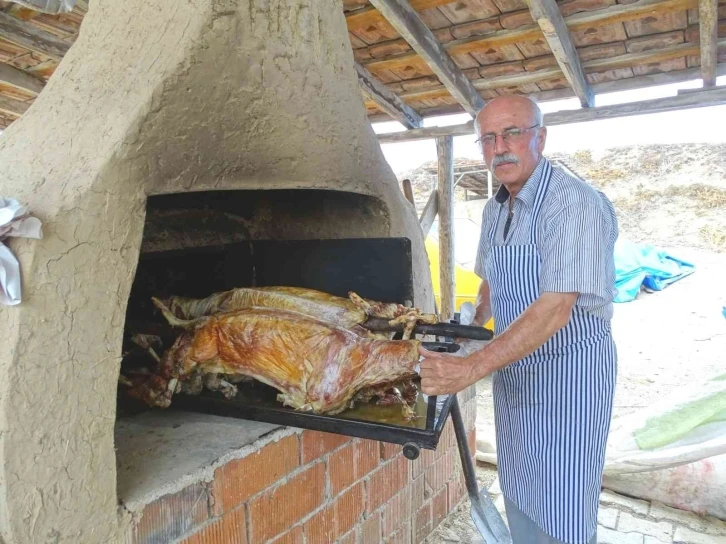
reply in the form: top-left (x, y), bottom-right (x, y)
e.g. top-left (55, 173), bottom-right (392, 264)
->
top-left (113, 188), bottom-right (458, 511)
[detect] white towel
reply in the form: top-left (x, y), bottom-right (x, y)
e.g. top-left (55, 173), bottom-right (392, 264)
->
top-left (0, 197), bottom-right (42, 306)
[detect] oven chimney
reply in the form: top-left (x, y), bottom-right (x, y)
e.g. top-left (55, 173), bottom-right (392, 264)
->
top-left (0, 1), bottom-right (433, 541)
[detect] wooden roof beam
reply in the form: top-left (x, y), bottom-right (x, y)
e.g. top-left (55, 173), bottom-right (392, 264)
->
top-left (377, 85), bottom-right (726, 143)
top-left (0, 63), bottom-right (45, 95)
top-left (368, 0), bottom-right (484, 116)
top-left (698, 0), bottom-right (719, 86)
top-left (0, 11), bottom-right (71, 61)
top-left (355, 62), bottom-right (423, 128)
top-left (526, 0), bottom-right (593, 107)
top-left (362, 0), bottom-right (697, 72)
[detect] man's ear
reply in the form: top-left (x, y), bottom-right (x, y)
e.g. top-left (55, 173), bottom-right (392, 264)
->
top-left (537, 126), bottom-right (547, 153)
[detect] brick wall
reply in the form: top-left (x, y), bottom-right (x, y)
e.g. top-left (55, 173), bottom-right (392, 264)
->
top-left (128, 387), bottom-right (478, 544)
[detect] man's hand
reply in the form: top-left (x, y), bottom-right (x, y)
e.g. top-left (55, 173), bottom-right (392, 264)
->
top-left (417, 345), bottom-right (493, 396)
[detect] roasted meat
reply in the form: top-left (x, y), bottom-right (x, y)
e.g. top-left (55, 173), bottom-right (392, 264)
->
top-left (156, 286), bottom-right (437, 339)
top-left (126, 303), bottom-right (421, 415)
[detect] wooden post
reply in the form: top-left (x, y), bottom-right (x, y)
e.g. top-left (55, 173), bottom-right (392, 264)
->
top-left (698, 0), bottom-right (718, 87)
top-left (402, 178), bottom-right (415, 206)
top-left (419, 190), bottom-right (439, 237)
top-left (436, 135), bottom-right (455, 321)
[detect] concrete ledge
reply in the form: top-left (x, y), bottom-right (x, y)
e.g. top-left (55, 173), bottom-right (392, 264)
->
top-left (115, 411), bottom-right (286, 512)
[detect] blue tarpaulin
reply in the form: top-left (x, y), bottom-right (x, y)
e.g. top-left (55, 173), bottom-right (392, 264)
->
top-left (614, 240), bottom-right (695, 303)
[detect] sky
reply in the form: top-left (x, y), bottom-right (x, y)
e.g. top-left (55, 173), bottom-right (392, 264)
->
top-left (373, 76), bottom-right (726, 176)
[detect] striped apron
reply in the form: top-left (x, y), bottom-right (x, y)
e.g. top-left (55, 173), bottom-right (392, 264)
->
top-left (485, 161), bottom-right (617, 544)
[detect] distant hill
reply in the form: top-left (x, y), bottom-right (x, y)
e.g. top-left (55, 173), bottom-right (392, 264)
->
top-left (398, 143), bottom-right (726, 253)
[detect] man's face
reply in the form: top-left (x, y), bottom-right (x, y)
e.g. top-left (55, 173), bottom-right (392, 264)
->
top-left (476, 98), bottom-right (547, 186)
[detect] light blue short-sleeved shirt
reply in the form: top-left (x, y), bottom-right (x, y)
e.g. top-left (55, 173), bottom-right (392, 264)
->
top-left (474, 157), bottom-right (619, 321)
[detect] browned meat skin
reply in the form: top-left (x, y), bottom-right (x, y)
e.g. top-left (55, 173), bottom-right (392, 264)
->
top-left (156, 286), bottom-right (437, 340)
top-left (158, 286), bottom-right (367, 329)
top-left (134, 306), bottom-right (421, 414)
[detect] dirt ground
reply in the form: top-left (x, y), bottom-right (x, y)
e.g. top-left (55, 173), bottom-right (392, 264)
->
top-left (426, 143), bottom-right (726, 543)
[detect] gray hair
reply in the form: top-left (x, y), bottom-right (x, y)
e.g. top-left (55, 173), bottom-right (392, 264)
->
top-left (474, 95), bottom-right (544, 138)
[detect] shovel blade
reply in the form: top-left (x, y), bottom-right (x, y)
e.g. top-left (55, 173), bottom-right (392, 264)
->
top-left (469, 488), bottom-right (512, 544)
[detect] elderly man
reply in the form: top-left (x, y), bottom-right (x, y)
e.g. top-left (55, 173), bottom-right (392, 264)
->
top-left (418, 95), bottom-right (618, 544)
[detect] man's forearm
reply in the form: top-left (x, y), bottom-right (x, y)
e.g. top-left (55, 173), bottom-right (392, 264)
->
top-left (472, 280), bottom-right (492, 327)
top-left (472, 292), bottom-right (577, 374)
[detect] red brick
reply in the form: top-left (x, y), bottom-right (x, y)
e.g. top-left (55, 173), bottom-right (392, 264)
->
top-left (435, 423), bottom-right (453, 460)
top-left (448, 473), bottom-right (467, 510)
top-left (412, 502), bottom-right (432, 544)
top-left (339, 529), bottom-right (358, 544)
top-left (381, 442), bottom-right (401, 461)
top-left (411, 475), bottom-right (426, 513)
top-left (181, 506), bottom-right (246, 544)
top-left (361, 511), bottom-right (382, 544)
top-left (269, 525), bottom-right (304, 544)
top-left (432, 487), bottom-right (448, 529)
top-left (411, 448), bottom-right (436, 480)
top-left (385, 522), bottom-right (412, 544)
top-left (301, 431), bottom-right (350, 464)
top-left (381, 487), bottom-right (411, 538)
top-left (249, 463), bottom-right (326, 542)
top-left (304, 504), bottom-right (336, 544)
top-left (135, 483), bottom-right (210, 544)
top-left (467, 429), bottom-right (476, 456)
top-left (304, 482), bottom-right (365, 543)
top-left (212, 435), bottom-right (299, 514)
top-left (330, 439), bottom-right (379, 495)
top-left (425, 451), bottom-right (455, 494)
top-left (367, 456), bottom-right (410, 512)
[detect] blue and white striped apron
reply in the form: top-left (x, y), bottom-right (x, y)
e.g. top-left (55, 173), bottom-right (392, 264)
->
top-left (485, 161), bottom-right (617, 544)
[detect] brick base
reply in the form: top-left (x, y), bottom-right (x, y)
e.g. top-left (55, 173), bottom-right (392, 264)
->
top-left (129, 389), bottom-right (477, 544)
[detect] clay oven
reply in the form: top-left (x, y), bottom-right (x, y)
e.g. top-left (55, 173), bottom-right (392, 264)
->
top-left (0, 1), bottom-right (477, 543)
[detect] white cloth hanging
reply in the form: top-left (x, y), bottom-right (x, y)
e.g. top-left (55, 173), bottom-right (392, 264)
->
top-left (0, 197), bottom-right (42, 306)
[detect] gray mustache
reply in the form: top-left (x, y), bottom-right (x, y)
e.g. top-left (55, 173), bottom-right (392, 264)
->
top-left (492, 154), bottom-right (520, 167)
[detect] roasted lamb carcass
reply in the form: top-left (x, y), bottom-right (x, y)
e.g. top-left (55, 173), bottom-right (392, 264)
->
top-left (155, 286), bottom-right (437, 339)
top-left (124, 302), bottom-right (421, 415)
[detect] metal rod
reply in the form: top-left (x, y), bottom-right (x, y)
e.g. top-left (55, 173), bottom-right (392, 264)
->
top-left (451, 396), bottom-right (480, 498)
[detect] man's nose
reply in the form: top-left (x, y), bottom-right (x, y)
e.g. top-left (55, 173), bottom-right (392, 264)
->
top-left (493, 134), bottom-right (508, 154)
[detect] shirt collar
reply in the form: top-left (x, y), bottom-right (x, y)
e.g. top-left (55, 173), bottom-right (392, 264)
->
top-left (493, 156), bottom-right (548, 209)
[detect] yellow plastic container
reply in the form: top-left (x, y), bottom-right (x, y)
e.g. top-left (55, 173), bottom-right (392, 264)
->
top-left (424, 237), bottom-right (494, 330)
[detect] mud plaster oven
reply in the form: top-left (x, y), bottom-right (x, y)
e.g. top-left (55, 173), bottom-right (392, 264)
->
top-left (0, 1), bottom-right (480, 543)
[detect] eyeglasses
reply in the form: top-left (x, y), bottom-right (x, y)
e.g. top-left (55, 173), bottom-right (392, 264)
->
top-left (475, 124), bottom-right (540, 147)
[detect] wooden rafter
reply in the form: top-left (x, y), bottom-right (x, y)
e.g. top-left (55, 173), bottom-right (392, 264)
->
top-left (362, 0), bottom-right (697, 73)
top-left (368, 64), bottom-right (726, 121)
top-left (377, 85), bottom-right (726, 143)
top-left (368, 0), bottom-right (484, 116)
top-left (355, 63), bottom-right (423, 128)
top-left (0, 63), bottom-right (45, 95)
top-left (526, 0), bottom-right (593, 108)
top-left (386, 39), bottom-right (726, 103)
top-left (698, 0), bottom-right (719, 86)
top-left (0, 95), bottom-right (31, 117)
top-left (345, 0), bottom-right (454, 31)
top-left (0, 11), bottom-right (71, 60)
